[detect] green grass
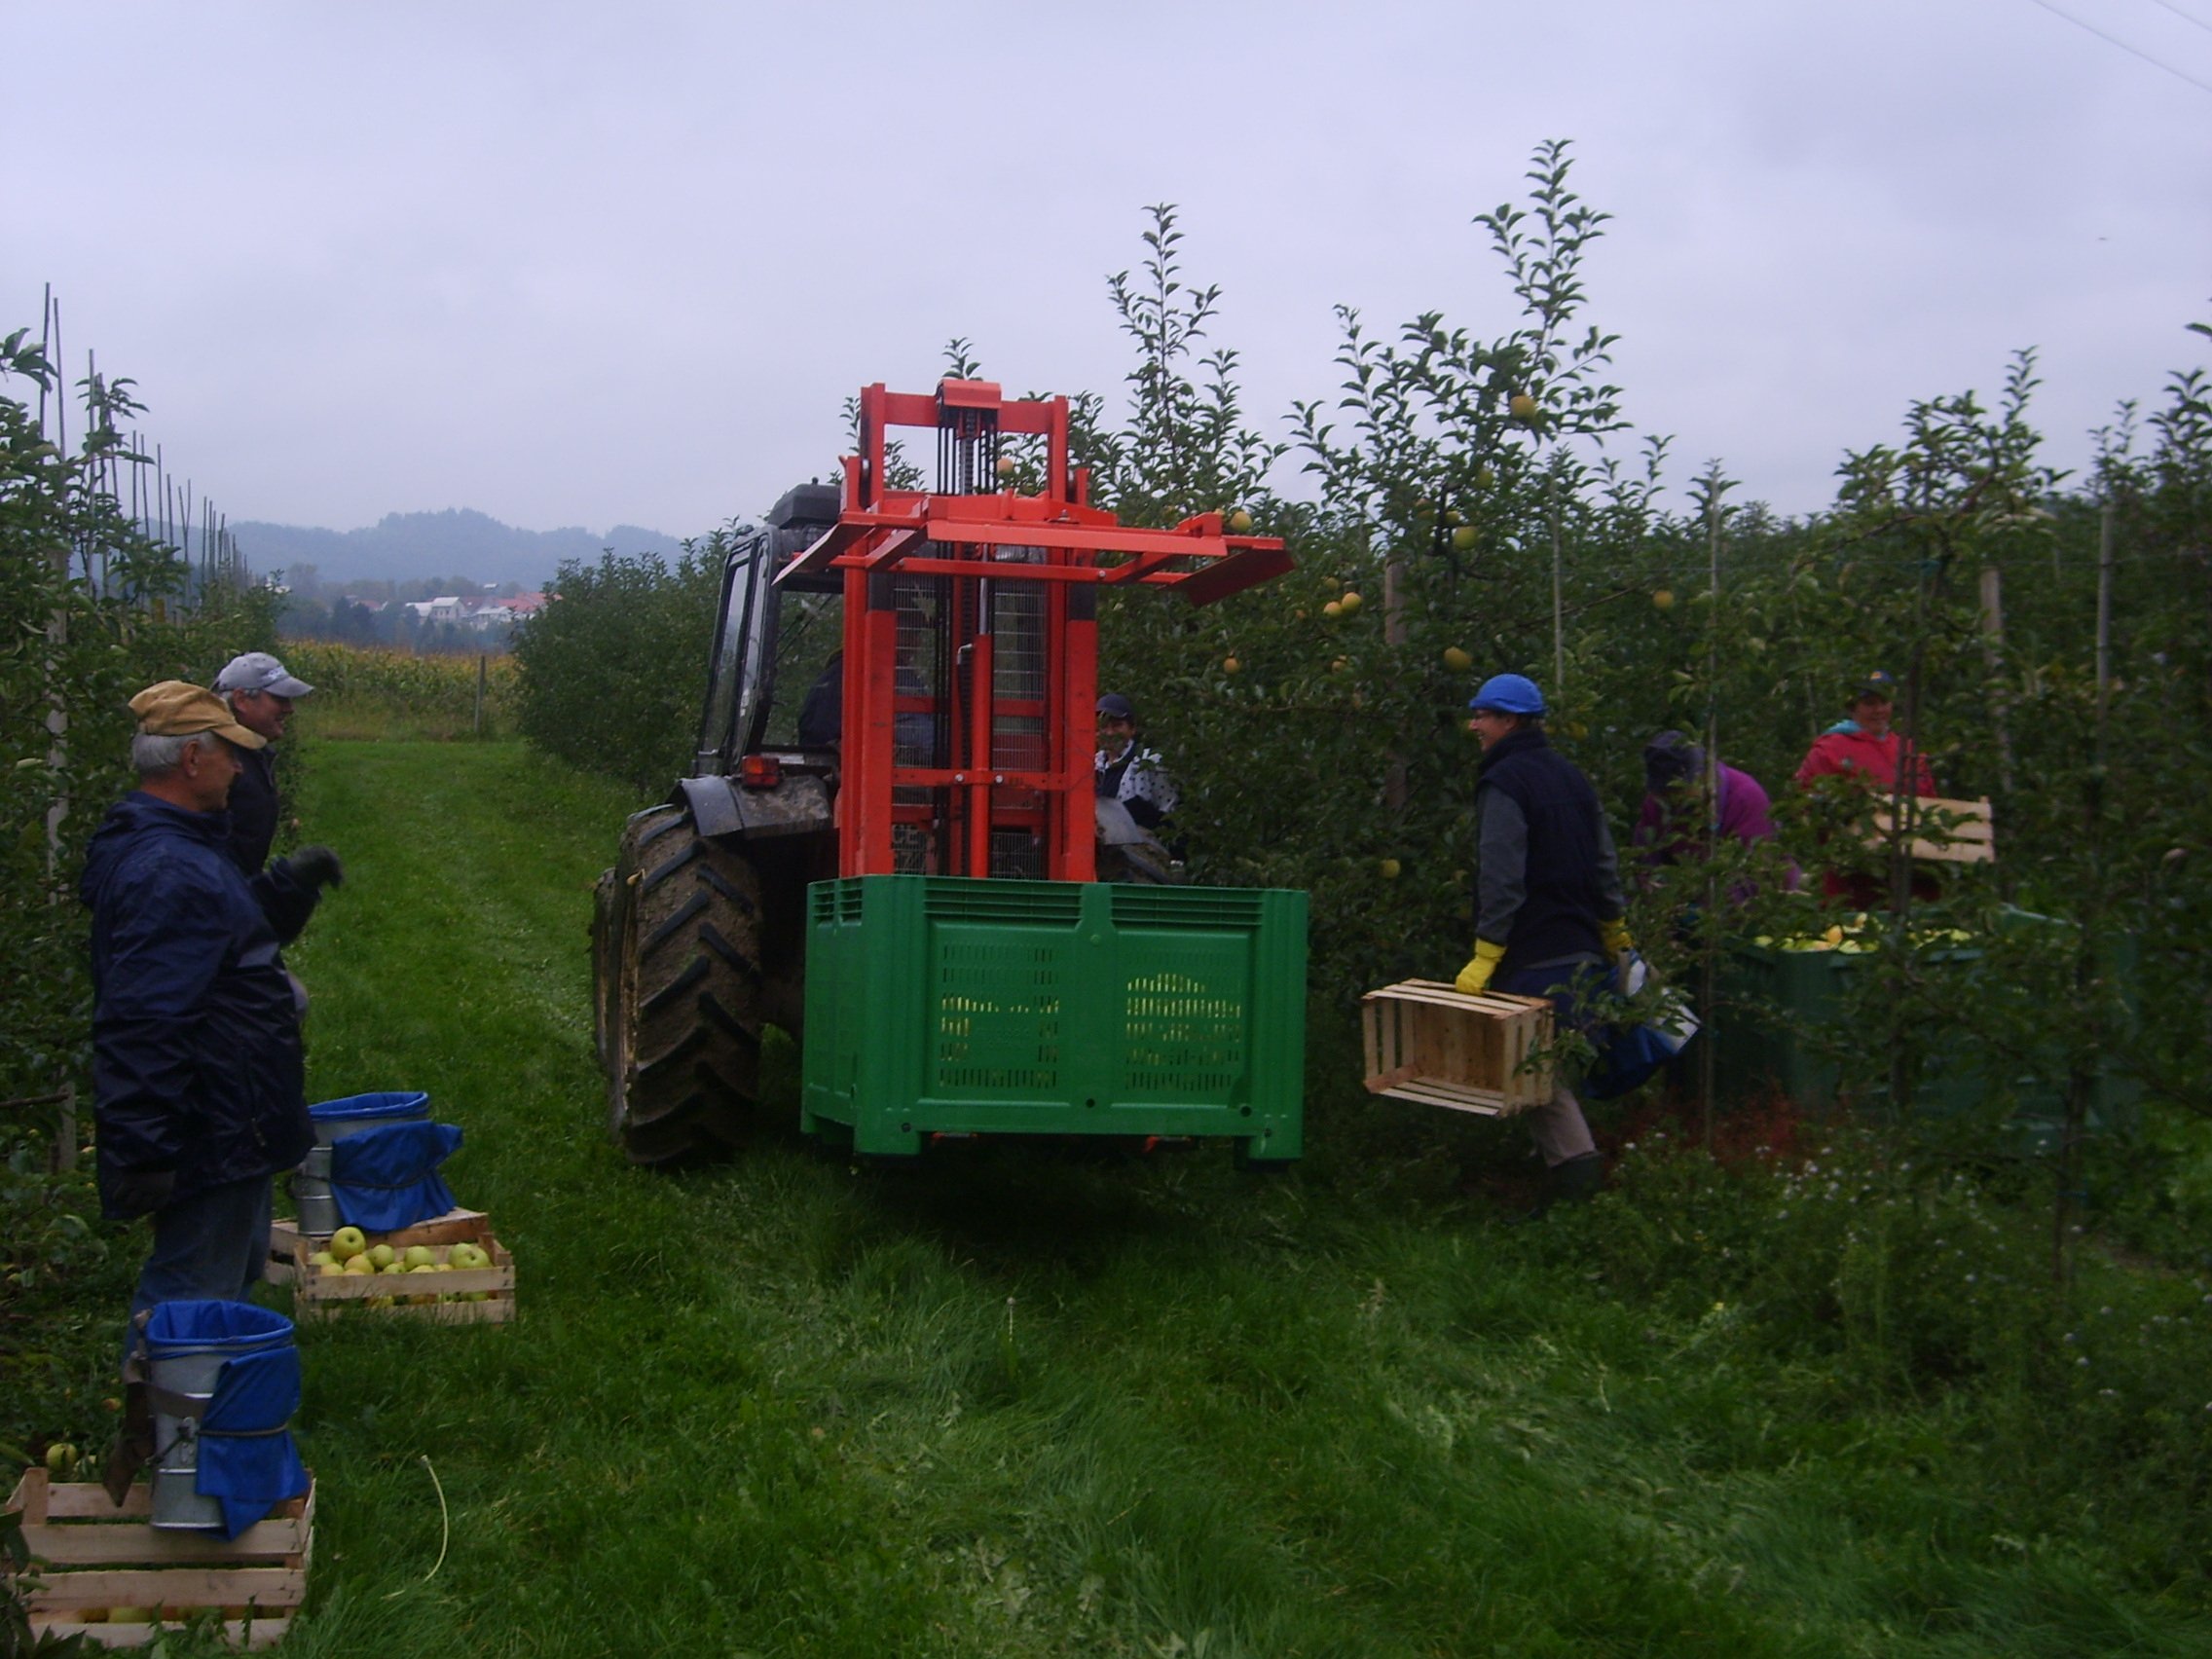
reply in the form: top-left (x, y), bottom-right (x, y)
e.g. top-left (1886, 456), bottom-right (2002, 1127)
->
top-left (15, 739), bottom-right (2211, 1656)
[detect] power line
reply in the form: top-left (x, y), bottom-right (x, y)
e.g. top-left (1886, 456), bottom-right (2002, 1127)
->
top-left (2143, 0), bottom-right (2212, 40)
top-left (2022, 0), bottom-right (2212, 95)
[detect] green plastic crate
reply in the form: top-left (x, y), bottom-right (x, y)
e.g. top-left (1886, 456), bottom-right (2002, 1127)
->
top-left (1712, 911), bottom-right (2139, 1147)
top-left (799, 875), bottom-right (1308, 1161)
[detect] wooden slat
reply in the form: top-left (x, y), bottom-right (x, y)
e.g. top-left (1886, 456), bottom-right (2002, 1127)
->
top-left (1372, 1080), bottom-right (1512, 1115)
top-left (17, 1521), bottom-right (304, 1567)
top-left (24, 1564), bottom-right (304, 1606)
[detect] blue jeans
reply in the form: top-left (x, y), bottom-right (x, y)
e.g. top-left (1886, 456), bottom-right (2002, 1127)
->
top-left (123, 1175), bottom-right (274, 1375)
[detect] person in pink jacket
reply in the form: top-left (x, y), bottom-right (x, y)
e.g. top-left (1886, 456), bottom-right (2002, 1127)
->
top-left (1794, 669), bottom-right (1937, 904)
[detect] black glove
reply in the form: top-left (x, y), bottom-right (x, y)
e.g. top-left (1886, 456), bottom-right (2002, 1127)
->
top-left (284, 845), bottom-right (345, 892)
top-left (106, 1166), bottom-right (176, 1218)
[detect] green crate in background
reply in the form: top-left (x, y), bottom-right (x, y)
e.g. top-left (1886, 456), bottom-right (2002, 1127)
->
top-left (800, 875), bottom-right (1308, 1161)
top-left (1711, 909), bottom-right (2139, 1149)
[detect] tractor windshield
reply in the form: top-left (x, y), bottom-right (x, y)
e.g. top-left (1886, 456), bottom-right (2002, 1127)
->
top-left (760, 588), bottom-right (844, 749)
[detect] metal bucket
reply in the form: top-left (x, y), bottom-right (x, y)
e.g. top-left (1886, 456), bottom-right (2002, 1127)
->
top-left (286, 1145), bottom-right (337, 1236)
top-left (144, 1303), bottom-right (295, 1530)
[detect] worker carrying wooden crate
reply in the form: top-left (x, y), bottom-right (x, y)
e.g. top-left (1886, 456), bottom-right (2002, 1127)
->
top-left (1452, 673), bottom-right (1630, 1213)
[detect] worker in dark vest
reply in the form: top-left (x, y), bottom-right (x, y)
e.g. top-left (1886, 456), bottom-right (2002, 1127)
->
top-left (1453, 673), bottom-right (1630, 1211)
top-left (212, 651), bottom-right (344, 959)
top-left (212, 652), bottom-right (314, 876)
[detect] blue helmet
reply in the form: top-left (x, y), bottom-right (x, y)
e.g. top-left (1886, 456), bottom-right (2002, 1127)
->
top-left (1468, 673), bottom-right (1546, 717)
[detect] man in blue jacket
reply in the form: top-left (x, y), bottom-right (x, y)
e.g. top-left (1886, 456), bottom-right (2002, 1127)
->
top-left (1454, 674), bottom-right (1630, 1212)
top-left (81, 682), bottom-right (327, 1346)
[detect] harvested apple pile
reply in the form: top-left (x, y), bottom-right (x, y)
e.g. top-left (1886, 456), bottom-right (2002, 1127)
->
top-left (1752, 914), bottom-right (1977, 954)
top-left (308, 1225), bottom-right (495, 1303)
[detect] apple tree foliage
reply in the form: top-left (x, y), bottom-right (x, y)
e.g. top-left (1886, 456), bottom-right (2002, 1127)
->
top-left (1076, 145), bottom-right (2207, 1217)
top-left (511, 539), bottom-right (728, 797)
top-left (508, 142), bottom-right (2207, 1213)
top-left (0, 329), bottom-right (277, 1292)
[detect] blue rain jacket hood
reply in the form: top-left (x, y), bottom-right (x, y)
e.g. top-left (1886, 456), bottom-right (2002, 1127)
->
top-left (80, 792), bottom-right (313, 1220)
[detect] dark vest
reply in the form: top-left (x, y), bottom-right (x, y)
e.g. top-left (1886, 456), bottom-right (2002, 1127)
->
top-left (226, 746), bottom-right (279, 875)
top-left (1478, 726), bottom-right (1607, 968)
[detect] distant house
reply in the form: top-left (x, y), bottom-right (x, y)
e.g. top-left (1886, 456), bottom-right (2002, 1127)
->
top-left (505, 591), bottom-right (547, 617)
top-left (405, 596), bottom-right (467, 624)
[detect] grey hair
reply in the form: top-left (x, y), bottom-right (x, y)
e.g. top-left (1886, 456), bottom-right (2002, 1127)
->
top-left (132, 730), bottom-right (229, 778)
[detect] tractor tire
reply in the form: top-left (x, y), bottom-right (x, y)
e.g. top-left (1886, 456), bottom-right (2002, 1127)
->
top-left (602, 803), bottom-right (767, 1165)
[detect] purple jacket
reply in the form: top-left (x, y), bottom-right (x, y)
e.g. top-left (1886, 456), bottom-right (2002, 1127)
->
top-left (1634, 762), bottom-right (1791, 886)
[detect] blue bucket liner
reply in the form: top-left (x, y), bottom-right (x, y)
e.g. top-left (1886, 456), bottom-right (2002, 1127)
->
top-left (308, 1089), bottom-right (430, 1145)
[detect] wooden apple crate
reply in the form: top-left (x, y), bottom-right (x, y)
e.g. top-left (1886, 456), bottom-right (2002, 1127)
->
top-left (1361, 979), bottom-right (1554, 1116)
top-left (266, 1207), bottom-right (514, 1324)
top-left (1868, 794), bottom-right (1995, 864)
top-left (4, 1467), bottom-right (312, 1650)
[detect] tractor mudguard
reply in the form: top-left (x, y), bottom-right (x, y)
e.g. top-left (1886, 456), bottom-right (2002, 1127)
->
top-left (677, 772), bottom-right (834, 841)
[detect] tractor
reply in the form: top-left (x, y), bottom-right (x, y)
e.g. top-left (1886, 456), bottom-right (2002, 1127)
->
top-left (591, 379), bottom-right (1309, 1167)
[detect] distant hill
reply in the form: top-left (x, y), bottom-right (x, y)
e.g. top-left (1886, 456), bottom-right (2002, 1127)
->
top-left (231, 508), bottom-right (689, 589)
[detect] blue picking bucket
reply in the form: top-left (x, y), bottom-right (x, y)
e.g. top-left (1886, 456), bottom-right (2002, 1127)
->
top-left (142, 1301), bottom-right (297, 1530)
top-left (294, 1093), bottom-right (429, 1235)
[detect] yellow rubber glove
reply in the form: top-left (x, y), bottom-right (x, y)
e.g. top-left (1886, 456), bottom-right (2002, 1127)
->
top-left (1602, 918), bottom-right (1635, 960)
top-left (1455, 939), bottom-right (1507, 996)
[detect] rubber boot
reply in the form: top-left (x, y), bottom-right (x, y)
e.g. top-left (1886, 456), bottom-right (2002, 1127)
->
top-left (1530, 1151), bottom-right (1605, 1219)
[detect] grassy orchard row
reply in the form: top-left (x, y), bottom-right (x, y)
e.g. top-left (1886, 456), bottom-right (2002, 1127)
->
top-left (18, 739), bottom-right (2206, 1655)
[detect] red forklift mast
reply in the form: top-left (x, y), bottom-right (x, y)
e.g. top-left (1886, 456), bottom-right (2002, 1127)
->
top-left (778, 379), bottom-right (1290, 884)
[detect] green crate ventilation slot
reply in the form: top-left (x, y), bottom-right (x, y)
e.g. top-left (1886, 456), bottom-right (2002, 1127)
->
top-left (923, 881), bottom-right (1083, 926)
top-left (1112, 888), bottom-right (1263, 929)
top-left (1120, 946), bottom-right (1249, 1100)
top-left (931, 937), bottom-right (1066, 1092)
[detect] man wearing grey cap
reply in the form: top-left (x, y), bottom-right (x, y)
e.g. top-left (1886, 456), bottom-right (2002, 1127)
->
top-left (212, 651), bottom-right (314, 877)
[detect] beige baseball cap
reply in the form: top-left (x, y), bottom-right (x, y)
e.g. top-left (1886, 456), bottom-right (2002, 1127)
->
top-left (128, 681), bottom-right (268, 750)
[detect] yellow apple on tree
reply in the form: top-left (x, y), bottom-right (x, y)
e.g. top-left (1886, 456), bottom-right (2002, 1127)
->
top-left (1508, 392), bottom-right (1540, 423)
top-left (1443, 646), bottom-right (1474, 673)
top-left (1227, 507), bottom-right (1253, 533)
top-left (1379, 859), bottom-right (1401, 880)
top-left (1338, 591), bottom-right (1363, 614)
top-left (1451, 526), bottom-right (1477, 552)
top-left (1223, 656), bottom-right (1240, 675)
top-left (1652, 589), bottom-right (1675, 611)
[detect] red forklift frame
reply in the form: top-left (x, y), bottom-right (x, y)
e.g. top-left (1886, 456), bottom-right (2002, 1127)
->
top-left (777, 379), bottom-right (1289, 883)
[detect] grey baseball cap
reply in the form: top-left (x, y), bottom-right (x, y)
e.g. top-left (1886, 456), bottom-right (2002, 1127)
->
top-left (213, 651), bottom-right (314, 698)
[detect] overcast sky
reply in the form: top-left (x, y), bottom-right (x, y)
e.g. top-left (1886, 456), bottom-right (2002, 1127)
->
top-left (9, 1), bottom-right (2209, 544)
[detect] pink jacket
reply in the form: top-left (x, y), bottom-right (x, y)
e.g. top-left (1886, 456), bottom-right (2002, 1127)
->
top-left (1794, 728), bottom-right (1936, 796)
